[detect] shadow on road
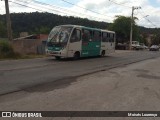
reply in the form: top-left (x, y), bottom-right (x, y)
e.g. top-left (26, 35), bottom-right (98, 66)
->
top-left (45, 56), bottom-right (112, 62)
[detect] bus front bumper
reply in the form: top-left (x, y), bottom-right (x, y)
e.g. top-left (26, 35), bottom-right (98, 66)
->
top-left (46, 50), bottom-right (67, 57)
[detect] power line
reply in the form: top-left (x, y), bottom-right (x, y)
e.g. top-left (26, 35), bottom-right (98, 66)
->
top-left (139, 9), bottom-right (157, 27)
top-left (9, 0), bottom-right (110, 22)
top-left (29, 0), bottom-right (113, 21)
top-left (29, 0), bottom-right (109, 20)
top-left (15, 0), bottom-right (76, 16)
top-left (60, 0), bottom-right (114, 18)
top-left (108, 0), bottom-right (132, 8)
top-left (9, 1), bottom-right (47, 12)
top-left (10, 0), bottom-right (88, 17)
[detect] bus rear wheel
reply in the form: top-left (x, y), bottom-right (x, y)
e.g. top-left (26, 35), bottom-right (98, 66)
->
top-left (73, 52), bottom-right (80, 60)
top-left (101, 50), bottom-right (105, 57)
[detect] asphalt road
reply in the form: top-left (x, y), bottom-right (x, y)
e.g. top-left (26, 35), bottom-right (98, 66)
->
top-left (0, 50), bottom-right (160, 96)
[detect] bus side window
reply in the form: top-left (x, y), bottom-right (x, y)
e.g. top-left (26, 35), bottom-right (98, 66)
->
top-left (106, 33), bottom-right (109, 42)
top-left (93, 31), bottom-right (101, 41)
top-left (70, 29), bottom-right (81, 43)
top-left (82, 29), bottom-right (92, 42)
top-left (102, 32), bottom-right (107, 42)
top-left (109, 33), bottom-right (114, 42)
top-left (112, 34), bottom-right (115, 42)
top-left (113, 34), bottom-right (115, 42)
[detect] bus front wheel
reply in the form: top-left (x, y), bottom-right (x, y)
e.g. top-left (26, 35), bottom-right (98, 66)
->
top-left (73, 52), bottom-right (80, 60)
top-left (55, 56), bottom-right (61, 60)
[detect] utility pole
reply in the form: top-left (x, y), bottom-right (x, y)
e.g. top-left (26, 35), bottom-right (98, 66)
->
top-left (129, 6), bottom-right (141, 50)
top-left (4, 0), bottom-right (12, 41)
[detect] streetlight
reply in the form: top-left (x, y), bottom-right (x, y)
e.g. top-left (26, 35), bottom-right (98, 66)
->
top-left (129, 6), bottom-right (141, 50)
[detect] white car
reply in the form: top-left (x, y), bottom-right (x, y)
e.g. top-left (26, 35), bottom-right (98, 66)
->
top-left (131, 41), bottom-right (141, 50)
top-left (139, 43), bottom-right (148, 49)
top-left (149, 45), bottom-right (159, 51)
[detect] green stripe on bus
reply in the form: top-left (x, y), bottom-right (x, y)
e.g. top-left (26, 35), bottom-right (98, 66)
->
top-left (81, 41), bottom-right (101, 57)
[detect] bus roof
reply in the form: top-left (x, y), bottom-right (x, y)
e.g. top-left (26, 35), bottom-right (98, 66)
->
top-left (54, 25), bottom-right (115, 33)
top-left (101, 29), bottom-right (115, 33)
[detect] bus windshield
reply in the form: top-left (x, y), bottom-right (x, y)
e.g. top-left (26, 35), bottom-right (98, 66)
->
top-left (48, 26), bottom-right (73, 44)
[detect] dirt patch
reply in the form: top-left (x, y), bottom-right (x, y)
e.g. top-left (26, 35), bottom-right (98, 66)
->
top-left (137, 74), bottom-right (160, 80)
top-left (133, 69), bottom-right (149, 73)
top-left (22, 76), bottom-right (78, 93)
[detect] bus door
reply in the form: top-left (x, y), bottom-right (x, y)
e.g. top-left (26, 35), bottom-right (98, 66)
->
top-left (102, 32), bottom-right (115, 54)
top-left (68, 28), bottom-right (81, 57)
top-left (107, 33), bottom-right (115, 53)
top-left (81, 29), bottom-right (101, 57)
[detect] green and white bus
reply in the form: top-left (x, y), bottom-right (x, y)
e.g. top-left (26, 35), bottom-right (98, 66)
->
top-left (46, 25), bottom-right (115, 59)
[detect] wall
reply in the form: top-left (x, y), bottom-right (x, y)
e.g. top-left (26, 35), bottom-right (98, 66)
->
top-left (12, 34), bottom-right (48, 54)
top-left (12, 39), bottom-right (45, 54)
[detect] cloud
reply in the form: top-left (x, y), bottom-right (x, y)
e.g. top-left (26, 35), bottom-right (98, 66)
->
top-left (0, 0), bottom-right (37, 14)
top-left (0, 0), bottom-right (160, 28)
top-left (157, 0), bottom-right (160, 3)
top-left (0, 1), bottom-right (6, 14)
top-left (70, 0), bottom-right (160, 28)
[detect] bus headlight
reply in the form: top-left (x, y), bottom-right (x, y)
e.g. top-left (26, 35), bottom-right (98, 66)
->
top-left (61, 45), bottom-right (66, 50)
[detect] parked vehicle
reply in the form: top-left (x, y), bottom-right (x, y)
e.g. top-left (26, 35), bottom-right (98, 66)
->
top-left (144, 45), bottom-right (148, 49)
top-left (131, 41), bottom-right (141, 50)
top-left (116, 43), bottom-right (128, 50)
top-left (149, 45), bottom-right (159, 51)
top-left (139, 43), bottom-right (148, 49)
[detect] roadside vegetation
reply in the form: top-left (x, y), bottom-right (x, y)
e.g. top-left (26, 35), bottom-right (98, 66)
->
top-left (109, 16), bottom-right (139, 44)
top-left (151, 32), bottom-right (160, 45)
top-left (0, 40), bottom-right (46, 60)
top-left (109, 16), bottom-right (160, 47)
top-left (0, 40), bottom-right (19, 59)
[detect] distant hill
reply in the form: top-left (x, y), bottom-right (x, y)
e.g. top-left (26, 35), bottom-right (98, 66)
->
top-left (0, 12), bottom-right (159, 38)
top-left (0, 12), bottom-right (111, 38)
top-left (139, 26), bottom-right (160, 35)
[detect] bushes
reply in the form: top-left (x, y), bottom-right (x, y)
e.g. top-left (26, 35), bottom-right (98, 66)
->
top-left (0, 40), bottom-right (20, 59)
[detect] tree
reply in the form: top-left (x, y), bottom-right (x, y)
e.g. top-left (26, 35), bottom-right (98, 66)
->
top-left (0, 20), bottom-right (7, 38)
top-left (140, 33), bottom-right (149, 46)
top-left (109, 16), bottom-right (139, 44)
top-left (151, 32), bottom-right (160, 45)
top-left (35, 26), bottom-right (50, 34)
top-left (3, 12), bottom-right (109, 38)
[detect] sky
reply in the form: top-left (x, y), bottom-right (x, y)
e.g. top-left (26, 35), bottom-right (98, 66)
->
top-left (0, 0), bottom-right (160, 28)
